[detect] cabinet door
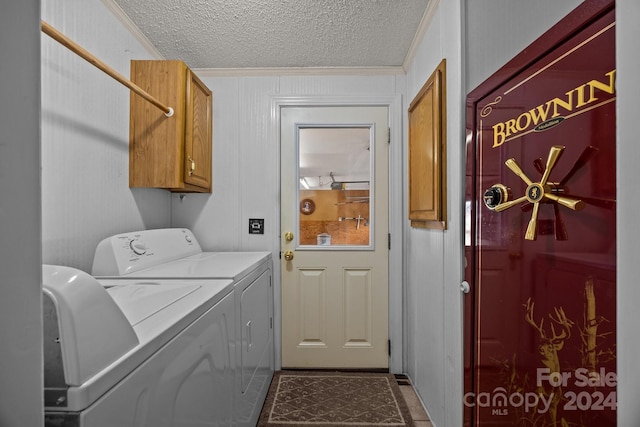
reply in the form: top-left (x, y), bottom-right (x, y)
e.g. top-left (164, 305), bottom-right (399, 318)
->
top-left (129, 60), bottom-right (187, 190)
top-left (184, 69), bottom-right (212, 191)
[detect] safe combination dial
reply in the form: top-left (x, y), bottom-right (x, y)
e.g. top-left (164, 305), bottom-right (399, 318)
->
top-left (483, 184), bottom-right (510, 210)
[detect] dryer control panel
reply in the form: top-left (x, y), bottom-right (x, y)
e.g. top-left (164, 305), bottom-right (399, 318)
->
top-left (91, 228), bottom-right (202, 276)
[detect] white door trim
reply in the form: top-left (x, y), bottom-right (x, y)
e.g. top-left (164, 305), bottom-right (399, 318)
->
top-left (270, 95), bottom-right (404, 373)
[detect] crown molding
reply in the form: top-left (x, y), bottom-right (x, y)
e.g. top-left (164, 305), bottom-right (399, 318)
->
top-left (403, 0), bottom-right (440, 70)
top-left (100, 0), bottom-right (164, 59)
top-left (193, 66), bottom-right (405, 78)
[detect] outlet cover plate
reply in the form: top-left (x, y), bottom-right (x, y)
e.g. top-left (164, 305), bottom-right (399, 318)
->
top-left (249, 218), bottom-right (265, 234)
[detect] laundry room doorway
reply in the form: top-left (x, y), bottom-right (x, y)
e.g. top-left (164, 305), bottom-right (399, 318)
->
top-left (280, 105), bottom-right (390, 369)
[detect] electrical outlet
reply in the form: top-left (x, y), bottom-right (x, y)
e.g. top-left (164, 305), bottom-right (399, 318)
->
top-left (249, 218), bottom-right (265, 234)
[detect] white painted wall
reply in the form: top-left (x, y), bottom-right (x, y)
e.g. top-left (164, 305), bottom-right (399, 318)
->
top-left (170, 76), bottom-right (280, 251)
top-left (403, 1), bottom-right (465, 426)
top-left (465, 0), bottom-right (584, 91)
top-left (0, 1), bottom-right (42, 425)
top-left (41, 0), bottom-right (170, 273)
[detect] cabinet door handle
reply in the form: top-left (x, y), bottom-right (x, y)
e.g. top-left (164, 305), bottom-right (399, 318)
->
top-left (187, 156), bottom-right (196, 176)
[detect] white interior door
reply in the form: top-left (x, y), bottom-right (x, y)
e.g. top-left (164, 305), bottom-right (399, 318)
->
top-left (280, 106), bottom-right (389, 369)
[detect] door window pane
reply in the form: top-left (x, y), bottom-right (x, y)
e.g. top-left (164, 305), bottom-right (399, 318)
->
top-left (298, 127), bottom-right (372, 248)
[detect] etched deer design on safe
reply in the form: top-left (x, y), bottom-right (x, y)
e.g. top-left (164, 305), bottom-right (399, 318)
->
top-left (524, 297), bottom-right (575, 426)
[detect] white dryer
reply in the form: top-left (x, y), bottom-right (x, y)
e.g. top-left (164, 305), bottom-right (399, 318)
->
top-left (91, 228), bottom-right (274, 427)
top-left (43, 265), bottom-right (235, 427)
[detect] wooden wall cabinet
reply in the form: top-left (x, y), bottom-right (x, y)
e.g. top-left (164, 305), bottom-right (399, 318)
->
top-left (408, 59), bottom-right (446, 229)
top-left (129, 60), bottom-right (212, 192)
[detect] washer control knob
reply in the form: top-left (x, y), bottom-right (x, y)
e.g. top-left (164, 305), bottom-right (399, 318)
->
top-left (129, 239), bottom-right (147, 255)
top-left (185, 234), bottom-right (192, 243)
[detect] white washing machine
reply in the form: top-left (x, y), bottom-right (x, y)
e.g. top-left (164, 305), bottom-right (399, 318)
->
top-left (43, 264), bottom-right (235, 427)
top-left (91, 228), bottom-right (274, 427)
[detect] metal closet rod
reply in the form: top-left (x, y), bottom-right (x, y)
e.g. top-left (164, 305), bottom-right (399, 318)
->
top-left (41, 20), bottom-right (174, 117)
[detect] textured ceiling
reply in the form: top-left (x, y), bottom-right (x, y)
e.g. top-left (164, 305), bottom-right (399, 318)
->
top-left (112, 0), bottom-right (430, 69)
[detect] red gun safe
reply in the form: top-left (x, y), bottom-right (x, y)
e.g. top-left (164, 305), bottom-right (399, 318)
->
top-left (465, 1), bottom-right (616, 426)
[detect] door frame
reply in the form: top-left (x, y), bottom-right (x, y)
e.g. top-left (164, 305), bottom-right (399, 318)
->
top-left (271, 95), bottom-right (404, 373)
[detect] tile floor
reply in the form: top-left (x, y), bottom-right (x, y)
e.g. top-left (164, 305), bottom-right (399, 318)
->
top-left (398, 380), bottom-right (433, 426)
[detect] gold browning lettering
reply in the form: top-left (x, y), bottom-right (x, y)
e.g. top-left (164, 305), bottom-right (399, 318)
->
top-left (492, 70), bottom-right (616, 148)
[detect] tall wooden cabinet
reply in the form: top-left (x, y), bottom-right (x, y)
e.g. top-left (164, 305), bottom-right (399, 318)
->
top-left (129, 60), bottom-right (212, 193)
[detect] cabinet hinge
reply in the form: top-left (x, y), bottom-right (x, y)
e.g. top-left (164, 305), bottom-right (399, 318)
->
top-left (388, 339), bottom-right (391, 356)
top-left (270, 317), bottom-right (273, 329)
top-left (388, 127), bottom-right (391, 144)
top-left (388, 233), bottom-right (391, 250)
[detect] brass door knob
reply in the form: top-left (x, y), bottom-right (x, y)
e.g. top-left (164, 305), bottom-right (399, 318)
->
top-left (283, 250), bottom-right (294, 261)
top-left (284, 231), bottom-right (294, 242)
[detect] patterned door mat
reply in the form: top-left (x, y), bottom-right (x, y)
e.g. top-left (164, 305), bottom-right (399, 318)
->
top-left (258, 371), bottom-right (415, 426)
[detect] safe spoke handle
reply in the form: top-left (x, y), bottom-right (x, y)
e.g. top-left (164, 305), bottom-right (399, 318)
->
top-left (544, 193), bottom-right (585, 211)
top-left (505, 159), bottom-right (533, 186)
top-left (493, 195), bottom-right (527, 212)
top-left (487, 145), bottom-right (585, 240)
